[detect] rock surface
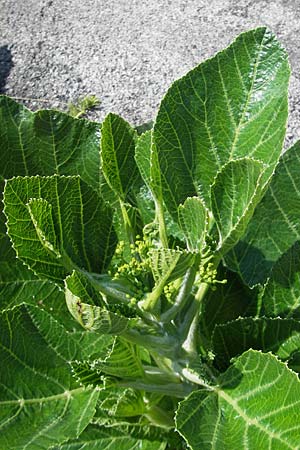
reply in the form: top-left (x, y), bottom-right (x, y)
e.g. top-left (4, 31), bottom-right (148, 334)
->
top-left (1, 0), bottom-right (299, 145)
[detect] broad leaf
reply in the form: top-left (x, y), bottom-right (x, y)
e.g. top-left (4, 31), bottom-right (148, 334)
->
top-left (0, 98), bottom-right (103, 288)
top-left (227, 141), bottom-right (300, 286)
top-left (100, 113), bottom-right (139, 201)
top-left (178, 197), bottom-right (208, 252)
top-left (211, 158), bottom-right (265, 255)
top-left (212, 317), bottom-right (300, 370)
top-left (0, 95), bottom-right (101, 192)
top-left (0, 305), bottom-right (99, 449)
top-left (154, 27), bottom-right (289, 215)
top-left (4, 175), bottom-right (117, 283)
top-left (176, 350), bottom-right (300, 449)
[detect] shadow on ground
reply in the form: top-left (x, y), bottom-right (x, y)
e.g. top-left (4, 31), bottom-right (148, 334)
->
top-left (0, 46), bottom-right (13, 93)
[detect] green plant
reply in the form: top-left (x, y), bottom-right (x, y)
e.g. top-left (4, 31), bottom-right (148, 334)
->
top-left (1, 27), bottom-right (300, 449)
top-left (68, 94), bottom-right (100, 118)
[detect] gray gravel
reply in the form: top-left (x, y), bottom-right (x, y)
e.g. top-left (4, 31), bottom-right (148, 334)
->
top-left (1, 0), bottom-right (300, 146)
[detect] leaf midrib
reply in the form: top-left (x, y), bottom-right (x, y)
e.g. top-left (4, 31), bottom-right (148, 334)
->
top-left (0, 386), bottom-right (84, 406)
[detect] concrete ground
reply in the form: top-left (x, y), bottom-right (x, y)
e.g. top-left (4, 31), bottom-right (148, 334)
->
top-left (0, 0), bottom-right (300, 146)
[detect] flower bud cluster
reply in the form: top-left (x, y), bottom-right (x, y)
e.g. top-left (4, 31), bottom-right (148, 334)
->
top-left (112, 236), bottom-right (152, 303)
top-left (199, 262), bottom-right (227, 290)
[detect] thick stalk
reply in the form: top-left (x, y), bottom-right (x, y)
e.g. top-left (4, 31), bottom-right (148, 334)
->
top-left (180, 255), bottom-right (221, 357)
top-left (160, 257), bottom-right (200, 323)
top-left (181, 282), bottom-right (210, 357)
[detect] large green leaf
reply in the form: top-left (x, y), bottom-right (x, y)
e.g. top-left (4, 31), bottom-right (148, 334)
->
top-left (211, 158), bottom-right (265, 255)
top-left (212, 317), bottom-right (300, 370)
top-left (100, 113), bottom-right (140, 201)
top-left (0, 305), bottom-right (99, 450)
top-left (0, 96), bottom-right (101, 192)
top-left (153, 27), bottom-right (289, 216)
top-left (0, 97), bottom-right (104, 278)
top-left (260, 242), bottom-right (300, 317)
top-left (227, 141), bottom-right (300, 286)
top-left (3, 175), bottom-right (117, 283)
top-left (176, 350), bottom-right (300, 449)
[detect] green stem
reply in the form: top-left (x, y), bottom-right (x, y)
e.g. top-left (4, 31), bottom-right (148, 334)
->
top-left (180, 255), bottom-right (222, 357)
top-left (138, 282), bottom-right (164, 314)
top-left (181, 282), bottom-right (210, 357)
top-left (160, 257), bottom-right (200, 323)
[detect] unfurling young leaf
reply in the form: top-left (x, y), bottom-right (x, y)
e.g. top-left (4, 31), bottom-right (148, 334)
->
top-left (2, 27), bottom-right (300, 449)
